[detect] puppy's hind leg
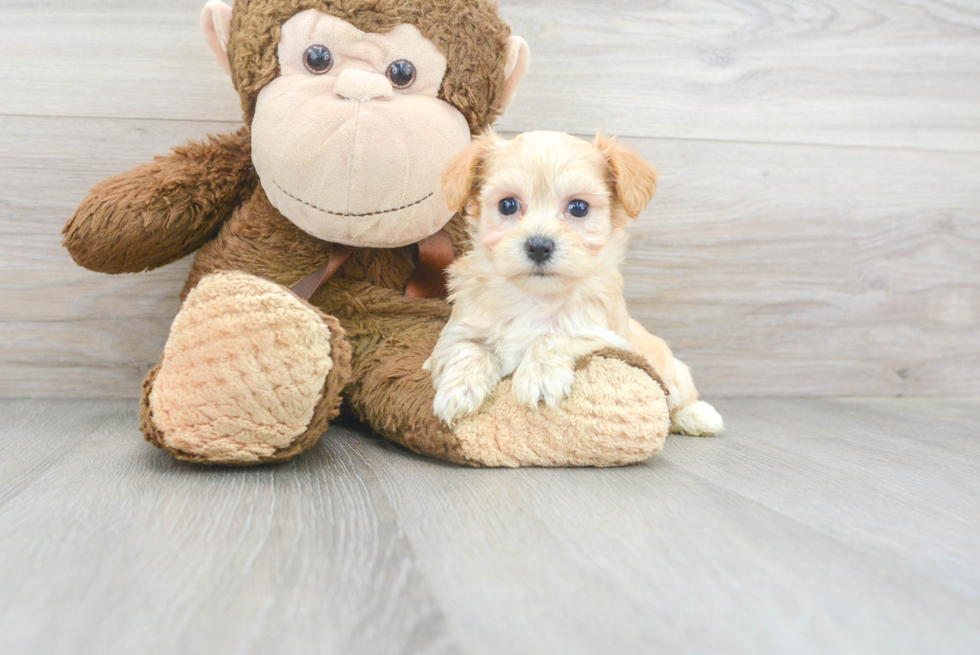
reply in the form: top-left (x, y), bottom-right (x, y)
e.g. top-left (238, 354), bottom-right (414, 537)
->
top-left (667, 359), bottom-right (723, 436)
top-left (628, 319), bottom-right (723, 436)
top-left (671, 400), bottom-right (724, 436)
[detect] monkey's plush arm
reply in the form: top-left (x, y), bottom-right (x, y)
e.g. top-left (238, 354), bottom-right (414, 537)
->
top-left (63, 127), bottom-right (256, 273)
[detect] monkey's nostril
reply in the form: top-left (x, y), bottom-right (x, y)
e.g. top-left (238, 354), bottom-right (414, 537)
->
top-left (525, 236), bottom-right (555, 264)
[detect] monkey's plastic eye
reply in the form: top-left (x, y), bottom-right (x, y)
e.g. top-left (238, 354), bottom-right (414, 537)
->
top-left (304, 45), bottom-right (333, 74)
top-left (387, 60), bottom-right (416, 89)
top-left (499, 198), bottom-right (520, 216)
top-left (567, 199), bottom-right (590, 218)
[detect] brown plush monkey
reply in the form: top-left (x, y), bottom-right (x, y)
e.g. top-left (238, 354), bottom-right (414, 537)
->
top-left (63, 0), bottom-right (670, 466)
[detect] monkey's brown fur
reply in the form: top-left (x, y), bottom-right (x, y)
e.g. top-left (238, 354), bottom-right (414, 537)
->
top-left (64, 0), bottom-right (668, 465)
top-left (64, 127), bottom-right (257, 275)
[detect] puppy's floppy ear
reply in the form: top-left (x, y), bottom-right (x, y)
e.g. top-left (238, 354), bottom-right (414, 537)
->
top-left (442, 131), bottom-right (501, 215)
top-left (595, 134), bottom-right (658, 219)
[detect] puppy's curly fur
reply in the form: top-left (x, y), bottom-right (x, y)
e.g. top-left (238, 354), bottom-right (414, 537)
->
top-left (426, 130), bottom-right (723, 435)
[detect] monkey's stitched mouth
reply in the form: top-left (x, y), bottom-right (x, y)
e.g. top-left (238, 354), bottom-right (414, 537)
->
top-left (274, 180), bottom-right (433, 218)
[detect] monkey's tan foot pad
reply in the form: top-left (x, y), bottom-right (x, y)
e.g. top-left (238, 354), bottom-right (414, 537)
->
top-left (141, 271), bottom-right (351, 465)
top-left (451, 350), bottom-right (670, 467)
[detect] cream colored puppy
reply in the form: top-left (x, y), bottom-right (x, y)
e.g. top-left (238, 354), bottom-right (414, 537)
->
top-left (424, 130), bottom-right (723, 436)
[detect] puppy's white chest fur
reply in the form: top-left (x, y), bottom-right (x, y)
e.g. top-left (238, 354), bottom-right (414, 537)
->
top-left (424, 259), bottom-right (634, 425)
top-left (424, 129), bottom-right (722, 436)
top-left (460, 280), bottom-right (629, 376)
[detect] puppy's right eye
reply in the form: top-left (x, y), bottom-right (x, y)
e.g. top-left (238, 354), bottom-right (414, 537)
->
top-left (499, 197), bottom-right (520, 216)
top-left (567, 199), bottom-right (590, 218)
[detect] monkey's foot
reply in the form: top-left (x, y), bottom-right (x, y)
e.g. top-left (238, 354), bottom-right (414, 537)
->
top-left (450, 349), bottom-right (670, 467)
top-left (141, 271), bottom-right (351, 465)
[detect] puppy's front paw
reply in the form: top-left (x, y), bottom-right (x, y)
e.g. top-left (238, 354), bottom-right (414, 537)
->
top-left (427, 338), bottom-right (503, 427)
top-left (433, 378), bottom-right (495, 427)
top-left (512, 360), bottom-right (576, 410)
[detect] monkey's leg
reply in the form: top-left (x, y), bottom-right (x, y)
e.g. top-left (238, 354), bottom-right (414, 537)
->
top-left (140, 271), bottom-right (351, 465)
top-left (345, 319), bottom-right (671, 467)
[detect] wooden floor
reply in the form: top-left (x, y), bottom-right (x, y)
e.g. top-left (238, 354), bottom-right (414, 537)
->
top-left (0, 398), bottom-right (977, 654)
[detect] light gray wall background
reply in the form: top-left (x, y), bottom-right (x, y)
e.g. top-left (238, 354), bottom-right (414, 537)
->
top-left (1, 0), bottom-right (977, 398)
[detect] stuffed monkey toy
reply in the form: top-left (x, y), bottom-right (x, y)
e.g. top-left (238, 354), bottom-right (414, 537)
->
top-left (63, 0), bottom-right (671, 467)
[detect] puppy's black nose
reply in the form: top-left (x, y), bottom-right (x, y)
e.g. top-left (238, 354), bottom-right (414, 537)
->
top-left (525, 236), bottom-right (555, 264)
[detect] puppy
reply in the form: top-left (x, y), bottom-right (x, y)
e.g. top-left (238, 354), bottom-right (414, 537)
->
top-left (424, 130), bottom-right (723, 436)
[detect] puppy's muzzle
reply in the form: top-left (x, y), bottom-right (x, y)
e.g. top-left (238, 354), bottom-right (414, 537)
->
top-left (525, 236), bottom-right (555, 264)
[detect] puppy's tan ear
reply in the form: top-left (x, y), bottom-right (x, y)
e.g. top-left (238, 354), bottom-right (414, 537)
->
top-left (596, 134), bottom-right (658, 219)
top-left (442, 132), bottom-right (500, 215)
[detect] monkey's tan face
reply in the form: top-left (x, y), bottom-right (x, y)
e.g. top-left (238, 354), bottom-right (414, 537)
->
top-left (251, 10), bottom-right (472, 248)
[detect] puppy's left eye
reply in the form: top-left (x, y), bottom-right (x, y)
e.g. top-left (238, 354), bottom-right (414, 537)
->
top-left (567, 199), bottom-right (590, 218)
top-left (499, 197), bottom-right (521, 216)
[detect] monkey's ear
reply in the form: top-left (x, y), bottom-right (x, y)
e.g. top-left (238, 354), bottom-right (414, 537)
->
top-left (595, 133), bottom-right (658, 219)
top-left (498, 36), bottom-right (530, 115)
top-left (442, 132), bottom-right (501, 215)
top-left (201, 0), bottom-right (233, 75)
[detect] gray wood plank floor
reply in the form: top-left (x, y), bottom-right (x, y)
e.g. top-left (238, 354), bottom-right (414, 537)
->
top-left (1, 398), bottom-right (977, 655)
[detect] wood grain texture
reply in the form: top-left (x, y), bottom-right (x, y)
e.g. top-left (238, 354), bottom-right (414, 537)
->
top-left (0, 1), bottom-right (241, 125)
top-left (668, 398), bottom-right (980, 595)
top-left (2, 115), bottom-right (977, 397)
top-left (353, 398), bottom-right (980, 655)
top-left (497, 0), bottom-right (980, 151)
top-left (623, 136), bottom-right (980, 396)
top-left (0, 399), bottom-right (107, 506)
top-left (0, 400), bottom-right (459, 655)
top-left (2, 0), bottom-right (979, 150)
top-left (0, 398), bottom-right (977, 654)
